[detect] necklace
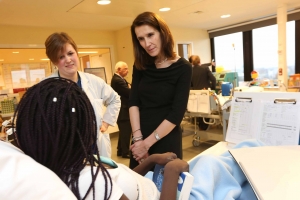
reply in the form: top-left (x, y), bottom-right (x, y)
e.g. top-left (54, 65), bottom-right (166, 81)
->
top-left (155, 57), bottom-right (168, 65)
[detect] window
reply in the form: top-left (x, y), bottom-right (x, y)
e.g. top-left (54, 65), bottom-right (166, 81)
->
top-left (214, 32), bottom-right (244, 82)
top-left (252, 21), bottom-right (295, 80)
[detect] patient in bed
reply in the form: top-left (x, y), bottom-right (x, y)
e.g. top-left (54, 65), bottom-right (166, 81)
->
top-left (1, 77), bottom-right (263, 200)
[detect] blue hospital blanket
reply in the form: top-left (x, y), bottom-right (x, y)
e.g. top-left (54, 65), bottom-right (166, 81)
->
top-left (188, 139), bottom-right (266, 200)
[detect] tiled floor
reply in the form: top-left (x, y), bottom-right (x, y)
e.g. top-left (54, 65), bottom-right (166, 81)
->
top-left (110, 121), bottom-right (224, 166)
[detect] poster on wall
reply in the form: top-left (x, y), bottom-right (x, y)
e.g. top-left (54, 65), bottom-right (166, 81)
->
top-left (11, 70), bottom-right (27, 88)
top-left (0, 66), bottom-right (4, 87)
top-left (30, 69), bottom-right (45, 86)
top-left (84, 67), bottom-right (107, 83)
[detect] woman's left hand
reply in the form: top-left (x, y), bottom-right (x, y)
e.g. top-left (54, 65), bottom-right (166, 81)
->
top-left (100, 121), bottom-right (109, 132)
top-left (130, 140), bottom-right (149, 161)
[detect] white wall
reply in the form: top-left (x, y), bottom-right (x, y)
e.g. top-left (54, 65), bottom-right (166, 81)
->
top-left (171, 27), bottom-right (211, 63)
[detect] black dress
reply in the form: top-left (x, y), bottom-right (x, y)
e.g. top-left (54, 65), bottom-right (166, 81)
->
top-left (128, 58), bottom-right (192, 168)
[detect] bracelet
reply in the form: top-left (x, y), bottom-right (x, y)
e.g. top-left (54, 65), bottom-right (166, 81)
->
top-left (133, 138), bottom-right (143, 143)
top-left (132, 137), bottom-right (143, 143)
top-left (132, 135), bottom-right (143, 143)
top-left (154, 130), bottom-right (161, 141)
top-left (132, 128), bottom-right (141, 134)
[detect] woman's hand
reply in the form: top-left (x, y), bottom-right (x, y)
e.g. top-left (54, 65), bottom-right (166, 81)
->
top-left (130, 140), bottom-right (149, 161)
top-left (100, 121), bottom-right (109, 132)
top-left (138, 153), bottom-right (149, 164)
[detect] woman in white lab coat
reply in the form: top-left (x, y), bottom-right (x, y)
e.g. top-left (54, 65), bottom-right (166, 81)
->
top-left (45, 32), bottom-right (120, 157)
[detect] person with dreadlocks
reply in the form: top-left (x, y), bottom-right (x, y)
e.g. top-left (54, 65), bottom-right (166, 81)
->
top-left (11, 77), bottom-right (189, 200)
top-left (1, 77), bottom-right (263, 200)
top-left (44, 32), bottom-right (120, 158)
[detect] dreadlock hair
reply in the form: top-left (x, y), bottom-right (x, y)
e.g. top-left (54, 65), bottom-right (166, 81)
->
top-left (12, 77), bottom-right (112, 200)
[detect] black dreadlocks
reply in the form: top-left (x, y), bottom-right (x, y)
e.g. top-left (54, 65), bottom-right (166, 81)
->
top-left (13, 77), bottom-right (112, 200)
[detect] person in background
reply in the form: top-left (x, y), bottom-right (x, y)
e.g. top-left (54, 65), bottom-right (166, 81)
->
top-left (129, 11), bottom-right (192, 168)
top-left (189, 55), bottom-right (196, 88)
top-left (12, 77), bottom-right (189, 200)
top-left (44, 32), bottom-right (120, 158)
top-left (190, 55), bottom-right (216, 90)
top-left (190, 55), bottom-right (216, 130)
top-left (188, 55), bottom-right (195, 66)
top-left (111, 61), bottom-right (132, 159)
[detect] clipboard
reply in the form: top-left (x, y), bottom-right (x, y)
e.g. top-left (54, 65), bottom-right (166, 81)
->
top-left (229, 145), bottom-right (300, 200)
top-left (226, 91), bottom-right (300, 146)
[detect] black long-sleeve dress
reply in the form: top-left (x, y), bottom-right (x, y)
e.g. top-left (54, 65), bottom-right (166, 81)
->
top-left (128, 58), bottom-right (192, 168)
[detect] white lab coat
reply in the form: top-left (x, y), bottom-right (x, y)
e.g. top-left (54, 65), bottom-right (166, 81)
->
top-left (47, 71), bottom-right (121, 157)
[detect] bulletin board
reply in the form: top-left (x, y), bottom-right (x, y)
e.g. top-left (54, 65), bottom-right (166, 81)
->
top-left (84, 67), bottom-right (107, 83)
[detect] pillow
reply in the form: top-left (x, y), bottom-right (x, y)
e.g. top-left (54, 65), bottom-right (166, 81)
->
top-left (0, 141), bottom-right (76, 200)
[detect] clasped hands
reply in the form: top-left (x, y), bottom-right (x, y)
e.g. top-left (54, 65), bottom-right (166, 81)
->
top-left (130, 140), bottom-right (149, 163)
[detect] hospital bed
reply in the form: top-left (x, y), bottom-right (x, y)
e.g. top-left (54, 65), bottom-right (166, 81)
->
top-left (183, 90), bottom-right (231, 146)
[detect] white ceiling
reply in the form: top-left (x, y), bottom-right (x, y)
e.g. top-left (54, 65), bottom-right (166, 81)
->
top-left (1, 0), bottom-right (300, 31)
top-left (0, 0), bottom-right (300, 63)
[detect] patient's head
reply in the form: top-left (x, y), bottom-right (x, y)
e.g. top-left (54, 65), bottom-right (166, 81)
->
top-left (13, 77), bottom-right (112, 199)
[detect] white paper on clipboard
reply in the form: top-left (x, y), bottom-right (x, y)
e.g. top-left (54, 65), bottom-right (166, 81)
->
top-left (225, 92), bottom-right (300, 146)
top-left (255, 100), bottom-right (300, 145)
top-left (225, 97), bottom-right (258, 144)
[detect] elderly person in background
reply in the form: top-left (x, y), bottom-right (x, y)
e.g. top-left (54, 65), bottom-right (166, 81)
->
top-left (111, 61), bottom-right (132, 159)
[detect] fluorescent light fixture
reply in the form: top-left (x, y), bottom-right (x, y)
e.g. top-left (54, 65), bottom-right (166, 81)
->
top-left (221, 14), bottom-right (231, 18)
top-left (159, 7), bottom-right (171, 12)
top-left (12, 52), bottom-right (19, 54)
top-left (78, 51), bottom-right (98, 54)
top-left (0, 59), bottom-right (4, 61)
top-left (40, 58), bottom-right (50, 61)
top-left (97, 0), bottom-right (111, 5)
top-left (29, 58), bottom-right (35, 61)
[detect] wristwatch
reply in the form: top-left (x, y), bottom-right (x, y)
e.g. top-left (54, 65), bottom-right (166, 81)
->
top-left (154, 130), bottom-right (161, 141)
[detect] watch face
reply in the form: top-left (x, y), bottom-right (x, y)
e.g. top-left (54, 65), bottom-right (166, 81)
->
top-left (155, 131), bottom-right (160, 140)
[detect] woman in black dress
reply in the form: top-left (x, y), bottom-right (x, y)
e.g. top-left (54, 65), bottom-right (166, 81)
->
top-left (129, 11), bottom-right (192, 168)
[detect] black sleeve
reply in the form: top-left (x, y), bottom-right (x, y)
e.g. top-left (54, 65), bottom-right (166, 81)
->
top-left (207, 68), bottom-right (216, 90)
top-left (165, 63), bottom-right (192, 125)
top-left (128, 65), bottom-right (142, 108)
top-left (111, 76), bottom-right (131, 98)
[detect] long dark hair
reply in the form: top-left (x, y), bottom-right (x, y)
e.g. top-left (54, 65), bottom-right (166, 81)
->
top-left (131, 11), bottom-right (176, 70)
top-left (12, 78), bottom-right (112, 200)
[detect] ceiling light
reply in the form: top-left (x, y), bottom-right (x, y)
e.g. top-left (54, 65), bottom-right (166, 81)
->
top-left (78, 51), bottom-right (98, 54)
top-left (221, 14), bottom-right (231, 18)
top-left (0, 59), bottom-right (4, 61)
top-left (40, 58), bottom-right (50, 61)
top-left (159, 7), bottom-right (171, 12)
top-left (12, 52), bottom-right (19, 54)
top-left (97, 0), bottom-right (111, 5)
top-left (29, 58), bottom-right (34, 61)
